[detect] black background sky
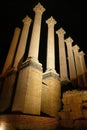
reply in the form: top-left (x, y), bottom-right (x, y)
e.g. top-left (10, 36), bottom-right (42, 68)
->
top-left (0, 0), bottom-right (87, 73)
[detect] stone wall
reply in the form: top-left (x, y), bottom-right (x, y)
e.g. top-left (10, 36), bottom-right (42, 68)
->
top-left (58, 90), bottom-right (87, 129)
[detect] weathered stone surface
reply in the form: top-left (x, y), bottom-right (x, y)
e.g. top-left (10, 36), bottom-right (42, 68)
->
top-left (12, 59), bottom-right (42, 115)
top-left (58, 90), bottom-right (87, 121)
top-left (59, 119), bottom-right (74, 128)
top-left (42, 71), bottom-right (61, 117)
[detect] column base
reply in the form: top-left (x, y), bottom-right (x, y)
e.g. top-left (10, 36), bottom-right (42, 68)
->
top-left (42, 70), bottom-right (61, 117)
top-left (0, 69), bottom-right (17, 113)
top-left (12, 58), bottom-right (43, 115)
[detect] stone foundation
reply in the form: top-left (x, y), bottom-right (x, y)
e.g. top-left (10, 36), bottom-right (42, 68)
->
top-left (41, 71), bottom-right (61, 117)
top-left (12, 58), bottom-right (43, 115)
top-left (58, 90), bottom-right (87, 120)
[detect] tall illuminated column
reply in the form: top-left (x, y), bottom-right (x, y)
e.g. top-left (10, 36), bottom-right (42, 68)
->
top-left (28, 3), bottom-right (45, 61)
top-left (56, 28), bottom-right (68, 81)
top-left (46, 16), bottom-right (56, 71)
top-left (79, 51), bottom-right (87, 72)
top-left (72, 45), bottom-right (83, 87)
top-left (12, 3), bottom-right (45, 115)
top-left (65, 37), bottom-right (77, 85)
top-left (42, 17), bottom-right (61, 117)
top-left (78, 51), bottom-right (87, 87)
top-left (13, 15), bottom-right (32, 70)
top-left (0, 27), bottom-right (20, 91)
top-left (0, 16), bottom-right (32, 113)
top-left (2, 27), bottom-right (21, 75)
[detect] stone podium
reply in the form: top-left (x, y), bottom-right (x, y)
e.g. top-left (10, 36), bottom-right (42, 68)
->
top-left (42, 71), bottom-right (61, 117)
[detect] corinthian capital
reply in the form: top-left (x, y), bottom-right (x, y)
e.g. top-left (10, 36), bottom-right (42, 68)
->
top-left (56, 27), bottom-right (66, 36)
top-left (46, 16), bottom-right (57, 27)
top-left (33, 2), bottom-right (45, 14)
top-left (22, 15), bottom-right (32, 25)
top-left (65, 37), bottom-right (73, 44)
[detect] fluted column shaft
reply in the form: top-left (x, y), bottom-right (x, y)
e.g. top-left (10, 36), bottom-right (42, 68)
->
top-left (46, 16), bottom-right (57, 71)
top-left (65, 37), bottom-right (77, 84)
top-left (28, 3), bottom-right (45, 61)
top-left (2, 27), bottom-right (20, 75)
top-left (56, 28), bottom-right (68, 80)
top-left (13, 16), bottom-right (32, 70)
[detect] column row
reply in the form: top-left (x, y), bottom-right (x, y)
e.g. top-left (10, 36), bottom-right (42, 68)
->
top-left (1, 3), bottom-right (87, 87)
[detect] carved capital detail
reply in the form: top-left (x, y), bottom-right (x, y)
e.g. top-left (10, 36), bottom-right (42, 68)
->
top-left (56, 27), bottom-right (66, 36)
top-left (72, 44), bottom-right (80, 52)
top-left (79, 51), bottom-right (85, 56)
top-left (22, 15), bottom-right (32, 25)
top-left (65, 37), bottom-right (73, 44)
top-left (46, 16), bottom-right (57, 26)
top-left (33, 3), bottom-right (45, 14)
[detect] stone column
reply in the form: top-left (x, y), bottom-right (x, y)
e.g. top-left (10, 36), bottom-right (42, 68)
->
top-left (65, 37), bottom-right (77, 85)
top-left (12, 3), bottom-right (45, 115)
top-left (72, 45), bottom-right (83, 87)
top-left (42, 17), bottom-right (61, 117)
top-left (2, 27), bottom-right (21, 75)
top-left (0, 16), bottom-right (32, 113)
top-left (56, 28), bottom-right (68, 81)
top-left (46, 16), bottom-right (57, 71)
top-left (0, 27), bottom-right (20, 111)
top-left (28, 3), bottom-right (45, 61)
top-left (13, 15), bottom-right (32, 70)
top-left (79, 51), bottom-right (87, 72)
top-left (78, 51), bottom-right (87, 87)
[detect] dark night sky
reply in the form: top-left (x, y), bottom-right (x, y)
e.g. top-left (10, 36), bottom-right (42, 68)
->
top-left (0, 0), bottom-right (87, 73)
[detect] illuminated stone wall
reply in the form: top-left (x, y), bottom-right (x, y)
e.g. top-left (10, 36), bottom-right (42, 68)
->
top-left (57, 90), bottom-right (87, 129)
